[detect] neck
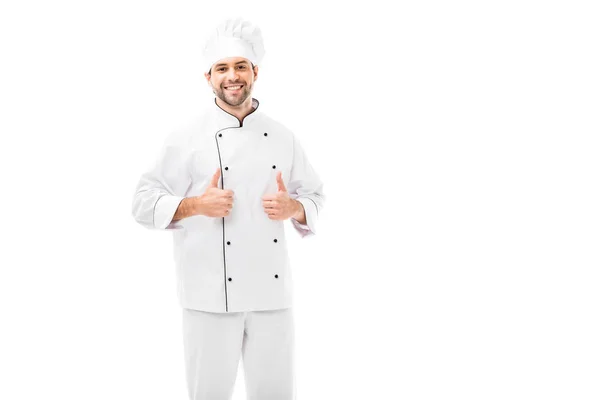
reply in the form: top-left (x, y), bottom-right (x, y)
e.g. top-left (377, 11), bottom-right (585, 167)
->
top-left (215, 96), bottom-right (254, 124)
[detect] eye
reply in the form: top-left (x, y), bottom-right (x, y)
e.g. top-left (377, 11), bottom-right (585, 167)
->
top-left (238, 65), bottom-right (246, 69)
top-left (217, 68), bottom-right (225, 72)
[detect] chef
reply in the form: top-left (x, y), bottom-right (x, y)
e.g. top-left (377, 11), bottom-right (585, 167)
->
top-left (131, 18), bottom-right (325, 400)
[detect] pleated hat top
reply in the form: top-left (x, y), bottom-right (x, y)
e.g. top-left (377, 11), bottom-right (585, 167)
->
top-left (201, 18), bottom-right (266, 73)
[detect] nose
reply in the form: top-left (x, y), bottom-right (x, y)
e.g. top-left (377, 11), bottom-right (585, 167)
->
top-left (226, 67), bottom-right (239, 82)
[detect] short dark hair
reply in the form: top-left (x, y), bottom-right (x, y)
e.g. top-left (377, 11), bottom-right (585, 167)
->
top-left (208, 62), bottom-right (256, 77)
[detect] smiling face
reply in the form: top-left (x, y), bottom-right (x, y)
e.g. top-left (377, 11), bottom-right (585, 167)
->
top-left (205, 57), bottom-right (258, 107)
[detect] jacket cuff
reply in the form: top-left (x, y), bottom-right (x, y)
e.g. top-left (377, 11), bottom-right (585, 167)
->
top-left (154, 195), bottom-right (185, 229)
top-left (291, 197), bottom-right (318, 238)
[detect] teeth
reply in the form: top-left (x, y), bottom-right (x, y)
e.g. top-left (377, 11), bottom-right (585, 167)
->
top-left (226, 86), bottom-right (242, 90)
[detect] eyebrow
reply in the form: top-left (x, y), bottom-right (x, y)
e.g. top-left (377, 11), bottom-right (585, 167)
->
top-left (213, 61), bottom-right (249, 68)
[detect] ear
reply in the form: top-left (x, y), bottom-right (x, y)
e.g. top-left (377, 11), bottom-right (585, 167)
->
top-left (253, 65), bottom-right (259, 82)
top-left (204, 72), bottom-right (211, 83)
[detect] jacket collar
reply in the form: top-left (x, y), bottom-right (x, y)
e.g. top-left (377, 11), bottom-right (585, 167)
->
top-left (212, 97), bottom-right (261, 128)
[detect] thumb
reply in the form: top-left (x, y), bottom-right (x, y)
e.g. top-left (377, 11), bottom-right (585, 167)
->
top-left (209, 168), bottom-right (221, 188)
top-left (276, 171), bottom-right (287, 192)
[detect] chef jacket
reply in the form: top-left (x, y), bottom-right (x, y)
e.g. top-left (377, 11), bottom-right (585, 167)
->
top-left (131, 97), bottom-right (325, 313)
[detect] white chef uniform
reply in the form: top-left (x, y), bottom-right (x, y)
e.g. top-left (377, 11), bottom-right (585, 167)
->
top-left (131, 96), bottom-right (325, 312)
top-left (131, 96), bottom-right (325, 399)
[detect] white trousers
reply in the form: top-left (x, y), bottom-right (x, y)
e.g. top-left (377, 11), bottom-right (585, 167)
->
top-left (181, 307), bottom-right (296, 400)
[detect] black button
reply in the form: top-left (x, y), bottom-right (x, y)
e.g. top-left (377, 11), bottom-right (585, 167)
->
top-left (224, 166), bottom-right (228, 170)
top-left (264, 132), bottom-right (268, 136)
top-left (274, 274), bottom-right (279, 278)
top-left (218, 133), bottom-right (222, 137)
top-left (273, 239), bottom-right (278, 243)
top-left (227, 241), bottom-right (231, 245)
top-left (228, 277), bottom-right (232, 281)
top-left (272, 165), bottom-right (276, 169)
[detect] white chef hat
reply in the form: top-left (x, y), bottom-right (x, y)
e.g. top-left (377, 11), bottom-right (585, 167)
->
top-left (201, 18), bottom-right (265, 74)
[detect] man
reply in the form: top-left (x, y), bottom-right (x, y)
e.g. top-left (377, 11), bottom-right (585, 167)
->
top-left (131, 18), bottom-right (325, 400)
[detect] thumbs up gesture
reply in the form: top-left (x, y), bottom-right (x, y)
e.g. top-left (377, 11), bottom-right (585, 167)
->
top-left (198, 168), bottom-right (235, 218)
top-left (262, 171), bottom-right (300, 221)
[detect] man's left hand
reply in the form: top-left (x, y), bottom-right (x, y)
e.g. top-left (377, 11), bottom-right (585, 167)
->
top-left (262, 171), bottom-right (299, 221)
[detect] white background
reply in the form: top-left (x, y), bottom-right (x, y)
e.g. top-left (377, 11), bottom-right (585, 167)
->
top-left (1, 0), bottom-right (599, 399)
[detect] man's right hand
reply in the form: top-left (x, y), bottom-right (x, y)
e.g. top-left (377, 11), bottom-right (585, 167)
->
top-left (197, 168), bottom-right (234, 218)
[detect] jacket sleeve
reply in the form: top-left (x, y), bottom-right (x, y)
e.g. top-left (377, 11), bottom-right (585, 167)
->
top-left (287, 132), bottom-right (326, 238)
top-left (131, 131), bottom-right (192, 230)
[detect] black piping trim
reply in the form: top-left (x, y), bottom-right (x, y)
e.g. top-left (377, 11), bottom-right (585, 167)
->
top-left (212, 97), bottom-right (260, 312)
top-left (214, 126), bottom-right (237, 312)
top-left (213, 98), bottom-right (260, 127)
